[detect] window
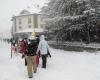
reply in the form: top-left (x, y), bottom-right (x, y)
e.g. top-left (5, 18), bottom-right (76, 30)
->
top-left (28, 17), bottom-right (31, 24)
top-left (19, 19), bottom-right (22, 24)
top-left (19, 26), bottom-right (22, 30)
top-left (28, 25), bottom-right (31, 28)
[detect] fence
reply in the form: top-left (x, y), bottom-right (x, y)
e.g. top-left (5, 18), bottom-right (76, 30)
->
top-left (48, 41), bottom-right (100, 52)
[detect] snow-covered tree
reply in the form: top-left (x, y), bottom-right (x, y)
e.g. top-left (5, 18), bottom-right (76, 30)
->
top-left (40, 0), bottom-right (100, 43)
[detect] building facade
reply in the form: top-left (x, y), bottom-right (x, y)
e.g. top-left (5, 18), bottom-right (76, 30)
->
top-left (11, 9), bottom-right (43, 39)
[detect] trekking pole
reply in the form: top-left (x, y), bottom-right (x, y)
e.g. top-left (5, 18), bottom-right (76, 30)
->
top-left (11, 44), bottom-right (12, 58)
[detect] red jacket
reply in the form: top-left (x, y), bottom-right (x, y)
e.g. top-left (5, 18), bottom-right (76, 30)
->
top-left (19, 40), bottom-right (28, 54)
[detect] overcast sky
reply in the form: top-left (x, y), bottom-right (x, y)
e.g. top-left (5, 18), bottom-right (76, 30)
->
top-left (0, 0), bottom-right (47, 32)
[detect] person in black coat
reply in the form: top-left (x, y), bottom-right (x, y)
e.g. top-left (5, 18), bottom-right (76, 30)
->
top-left (25, 37), bottom-right (39, 78)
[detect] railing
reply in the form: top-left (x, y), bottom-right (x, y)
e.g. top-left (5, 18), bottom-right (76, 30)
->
top-left (48, 41), bottom-right (100, 52)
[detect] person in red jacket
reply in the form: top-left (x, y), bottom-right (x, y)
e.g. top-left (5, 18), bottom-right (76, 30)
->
top-left (19, 38), bottom-right (28, 65)
top-left (19, 39), bottom-right (27, 54)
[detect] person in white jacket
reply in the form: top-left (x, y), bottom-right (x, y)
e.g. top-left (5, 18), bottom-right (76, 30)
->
top-left (36, 35), bottom-right (49, 68)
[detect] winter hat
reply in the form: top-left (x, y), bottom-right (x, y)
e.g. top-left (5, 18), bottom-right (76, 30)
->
top-left (28, 35), bottom-right (36, 40)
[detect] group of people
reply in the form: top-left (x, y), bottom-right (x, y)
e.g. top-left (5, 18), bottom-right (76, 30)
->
top-left (11, 35), bottom-right (51, 78)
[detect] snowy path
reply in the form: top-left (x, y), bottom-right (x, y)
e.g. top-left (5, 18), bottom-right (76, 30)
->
top-left (0, 41), bottom-right (100, 80)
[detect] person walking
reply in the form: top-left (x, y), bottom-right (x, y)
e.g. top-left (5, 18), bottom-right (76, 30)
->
top-left (10, 38), bottom-right (16, 57)
top-left (36, 35), bottom-right (50, 68)
top-left (35, 35), bottom-right (40, 67)
top-left (19, 38), bottom-right (28, 66)
top-left (19, 38), bottom-right (27, 54)
top-left (25, 36), bottom-right (38, 78)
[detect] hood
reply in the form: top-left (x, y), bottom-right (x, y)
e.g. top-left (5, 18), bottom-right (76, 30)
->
top-left (40, 35), bottom-right (45, 41)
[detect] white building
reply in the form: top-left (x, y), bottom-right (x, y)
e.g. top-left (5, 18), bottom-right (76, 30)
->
top-left (11, 9), bottom-right (44, 39)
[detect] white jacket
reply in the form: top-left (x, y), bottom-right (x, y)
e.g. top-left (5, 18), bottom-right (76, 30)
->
top-left (37, 35), bottom-right (49, 55)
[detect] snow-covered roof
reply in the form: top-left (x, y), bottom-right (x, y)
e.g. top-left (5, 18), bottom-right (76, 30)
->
top-left (11, 9), bottom-right (39, 19)
top-left (20, 9), bottom-right (30, 15)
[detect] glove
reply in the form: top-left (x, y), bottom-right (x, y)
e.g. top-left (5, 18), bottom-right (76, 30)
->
top-left (36, 51), bottom-right (41, 57)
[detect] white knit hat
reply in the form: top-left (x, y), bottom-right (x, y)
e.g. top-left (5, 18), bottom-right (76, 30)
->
top-left (28, 35), bottom-right (36, 40)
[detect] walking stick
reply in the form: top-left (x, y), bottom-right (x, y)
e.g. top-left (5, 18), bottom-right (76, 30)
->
top-left (11, 44), bottom-right (12, 58)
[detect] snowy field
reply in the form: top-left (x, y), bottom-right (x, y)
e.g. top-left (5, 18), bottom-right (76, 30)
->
top-left (0, 41), bottom-right (100, 80)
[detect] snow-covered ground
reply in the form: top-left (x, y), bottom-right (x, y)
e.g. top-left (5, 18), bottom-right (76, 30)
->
top-left (0, 41), bottom-right (100, 80)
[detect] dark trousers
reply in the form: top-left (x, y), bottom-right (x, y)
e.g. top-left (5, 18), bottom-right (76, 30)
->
top-left (25, 58), bottom-right (27, 66)
top-left (42, 54), bottom-right (47, 68)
